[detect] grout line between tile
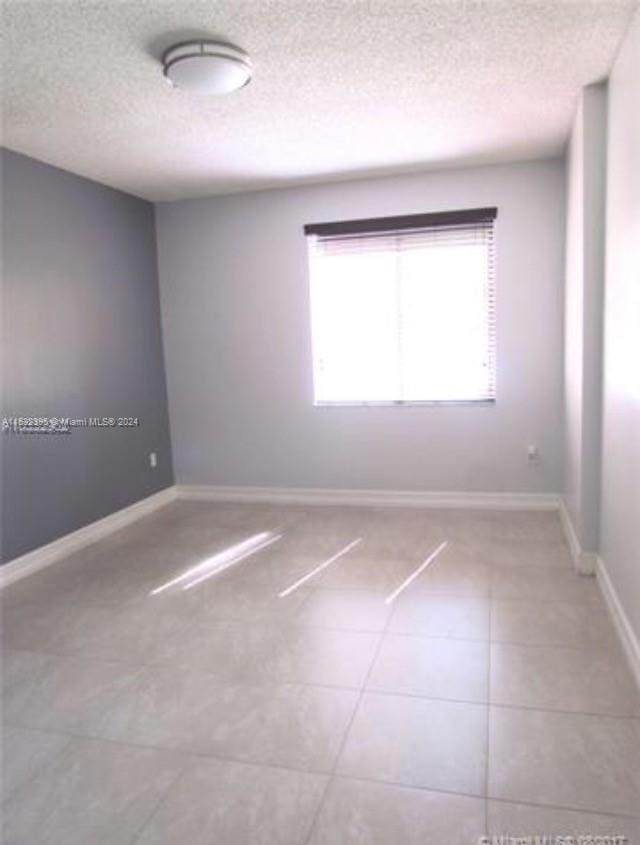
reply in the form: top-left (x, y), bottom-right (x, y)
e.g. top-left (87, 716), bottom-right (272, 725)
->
top-left (5, 723), bottom-right (640, 824)
top-left (3, 617), bottom-right (621, 653)
top-left (4, 646), bottom-right (639, 722)
top-left (0, 728), bottom-right (75, 806)
top-left (128, 755), bottom-right (191, 845)
top-left (484, 591), bottom-right (493, 833)
top-left (302, 591), bottom-right (393, 845)
top-left (1, 506), bottom-right (631, 841)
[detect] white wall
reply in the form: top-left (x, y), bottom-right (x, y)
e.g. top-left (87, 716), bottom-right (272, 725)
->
top-left (155, 159), bottom-right (565, 493)
top-left (600, 11), bottom-right (640, 646)
top-left (563, 84), bottom-right (607, 554)
top-left (564, 99), bottom-right (585, 532)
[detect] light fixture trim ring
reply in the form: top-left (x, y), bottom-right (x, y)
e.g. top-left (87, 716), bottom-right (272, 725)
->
top-left (161, 38), bottom-right (251, 67)
top-left (162, 39), bottom-right (253, 93)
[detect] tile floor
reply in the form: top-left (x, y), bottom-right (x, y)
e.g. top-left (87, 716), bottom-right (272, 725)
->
top-left (1, 500), bottom-right (639, 844)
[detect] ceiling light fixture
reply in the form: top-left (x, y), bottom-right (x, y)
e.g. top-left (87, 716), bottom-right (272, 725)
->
top-left (162, 40), bottom-right (252, 95)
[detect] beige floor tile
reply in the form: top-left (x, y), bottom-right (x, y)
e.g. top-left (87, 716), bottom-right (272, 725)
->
top-left (364, 515), bottom-right (446, 551)
top-left (67, 525), bottom-right (221, 579)
top-left (100, 666), bottom-right (359, 772)
top-left (68, 558), bottom-right (188, 607)
top-left (0, 560), bottom-right (88, 609)
top-left (95, 666), bottom-right (235, 751)
top-left (1, 598), bottom-right (85, 653)
top-left (491, 642), bottom-right (640, 716)
top-left (410, 553), bottom-right (491, 597)
top-left (388, 594), bottom-right (490, 640)
top-left (312, 554), bottom-right (418, 593)
top-left (490, 598), bottom-right (618, 647)
top-left (136, 532), bottom-right (289, 590)
top-left (368, 634), bottom-right (489, 702)
top-left (489, 706), bottom-right (640, 815)
top-left (3, 502), bottom-right (636, 843)
top-left (135, 757), bottom-right (328, 845)
top-left (357, 533), bottom-right (440, 561)
top-left (1, 726), bottom-right (71, 802)
top-left (167, 502), bottom-right (281, 533)
top-left (491, 566), bottom-right (602, 603)
top-left (49, 598), bottom-right (195, 664)
top-left (265, 626), bottom-right (381, 688)
top-left (337, 692), bottom-right (487, 795)
top-left (1, 649), bottom-right (57, 723)
top-left (486, 511), bottom-right (566, 544)
top-left (223, 551), bottom-right (320, 589)
top-left (488, 800), bottom-right (640, 844)
top-left (487, 539), bottom-right (574, 568)
top-left (153, 619), bottom-right (283, 680)
top-left (271, 531), bottom-right (367, 559)
top-left (359, 505), bottom-right (437, 535)
top-left (426, 539), bottom-right (491, 567)
top-left (421, 510), bottom-right (495, 544)
top-left (295, 589), bottom-right (392, 632)
top-left (2, 736), bottom-right (186, 845)
top-left (159, 619), bottom-right (380, 688)
top-left (6, 654), bottom-right (143, 735)
top-left (309, 777), bottom-right (487, 845)
top-left (183, 575), bottom-right (312, 623)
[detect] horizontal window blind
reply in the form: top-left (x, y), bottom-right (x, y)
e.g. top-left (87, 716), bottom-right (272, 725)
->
top-left (306, 210), bottom-right (496, 405)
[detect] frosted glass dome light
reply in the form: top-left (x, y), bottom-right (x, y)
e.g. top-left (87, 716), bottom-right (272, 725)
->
top-left (162, 40), bottom-right (252, 95)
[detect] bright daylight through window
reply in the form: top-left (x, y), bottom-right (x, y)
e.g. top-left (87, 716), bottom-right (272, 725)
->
top-left (306, 208), bottom-right (497, 405)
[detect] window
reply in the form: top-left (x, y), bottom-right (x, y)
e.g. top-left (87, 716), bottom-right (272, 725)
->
top-left (305, 207), bottom-right (497, 405)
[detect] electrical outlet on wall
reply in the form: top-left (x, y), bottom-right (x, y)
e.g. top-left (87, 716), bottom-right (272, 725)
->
top-left (149, 451), bottom-right (158, 468)
top-left (527, 445), bottom-right (540, 464)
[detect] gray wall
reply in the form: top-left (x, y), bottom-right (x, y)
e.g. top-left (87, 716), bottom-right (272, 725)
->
top-left (1, 149), bottom-right (173, 562)
top-left (563, 83), bottom-right (607, 553)
top-left (156, 158), bottom-right (565, 494)
top-left (600, 11), bottom-right (640, 646)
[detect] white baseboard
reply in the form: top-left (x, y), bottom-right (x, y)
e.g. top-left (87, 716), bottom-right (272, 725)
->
top-left (596, 555), bottom-right (640, 691)
top-left (0, 486), bottom-right (178, 589)
top-left (558, 497), bottom-right (597, 575)
top-left (176, 484), bottom-right (559, 511)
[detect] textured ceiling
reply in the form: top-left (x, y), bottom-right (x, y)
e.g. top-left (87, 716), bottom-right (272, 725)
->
top-left (2, 0), bottom-right (637, 201)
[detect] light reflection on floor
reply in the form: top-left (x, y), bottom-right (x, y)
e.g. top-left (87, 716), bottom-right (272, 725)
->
top-left (150, 530), bottom-right (283, 594)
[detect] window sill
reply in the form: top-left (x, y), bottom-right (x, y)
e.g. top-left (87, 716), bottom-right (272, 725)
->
top-left (313, 399), bottom-right (496, 407)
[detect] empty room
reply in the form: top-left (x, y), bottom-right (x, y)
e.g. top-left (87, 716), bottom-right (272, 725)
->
top-left (1, 1), bottom-right (639, 843)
